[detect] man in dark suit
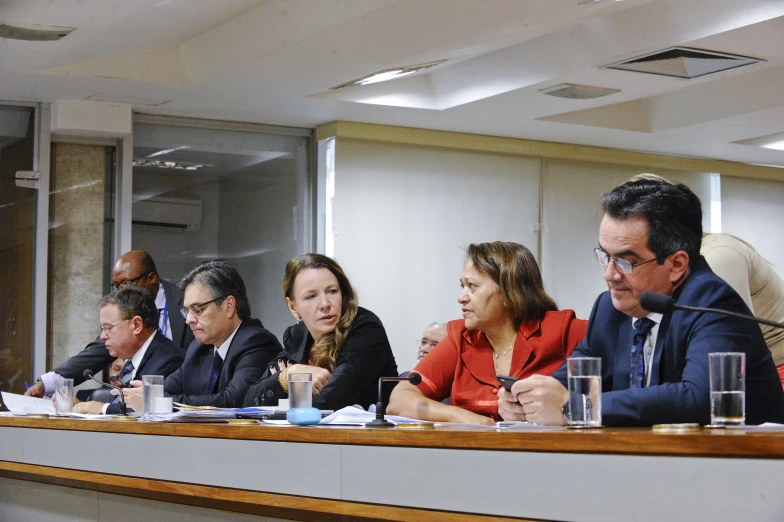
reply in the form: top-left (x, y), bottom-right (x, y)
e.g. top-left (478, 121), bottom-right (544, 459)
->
top-left (498, 175), bottom-right (784, 426)
top-left (121, 261), bottom-right (281, 409)
top-left (74, 287), bottom-right (184, 414)
top-left (25, 250), bottom-right (192, 398)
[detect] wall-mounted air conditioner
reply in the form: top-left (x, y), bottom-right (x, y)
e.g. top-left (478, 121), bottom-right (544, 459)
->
top-left (132, 197), bottom-right (202, 232)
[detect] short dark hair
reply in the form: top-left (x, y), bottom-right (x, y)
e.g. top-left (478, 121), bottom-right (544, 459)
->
top-left (466, 241), bottom-right (558, 328)
top-left (177, 261), bottom-right (251, 320)
top-left (99, 286), bottom-right (158, 329)
top-left (601, 177), bottom-right (703, 267)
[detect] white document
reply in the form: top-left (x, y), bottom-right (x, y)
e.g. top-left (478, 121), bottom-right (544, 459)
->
top-left (1, 391), bottom-right (56, 415)
top-left (320, 405), bottom-right (426, 426)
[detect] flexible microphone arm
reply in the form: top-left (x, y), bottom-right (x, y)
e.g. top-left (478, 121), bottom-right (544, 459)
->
top-left (83, 369), bottom-right (128, 416)
top-left (365, 372), bottom-right (422, 428)
top-left (640, 291), bottom-right (784, 330)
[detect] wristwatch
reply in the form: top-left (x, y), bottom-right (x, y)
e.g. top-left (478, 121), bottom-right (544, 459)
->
top-left (560, 398), bottom-right (570, 422)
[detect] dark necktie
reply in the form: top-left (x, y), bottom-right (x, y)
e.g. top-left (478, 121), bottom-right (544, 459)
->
top-left (208, 350), bottom-right (223, 394)
top-left (158, 307), bottom-right (169, 339)
top-left (118, 359), bottom-right (135, 386)
top-left (631, 318), bottom-right (655, 389)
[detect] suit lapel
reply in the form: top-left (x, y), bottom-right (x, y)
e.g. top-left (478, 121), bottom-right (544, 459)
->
top-left (460, 330), bottom-right (503, 388)
top-left (651, 312), bottom-right (672, 385)
top-left (612, 316), bottom-right (633, 390)
top-left (135, 332), bottom-right (159, 375)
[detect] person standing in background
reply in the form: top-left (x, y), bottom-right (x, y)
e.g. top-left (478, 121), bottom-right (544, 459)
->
top-left (702, 233), bottom-right (784, 387)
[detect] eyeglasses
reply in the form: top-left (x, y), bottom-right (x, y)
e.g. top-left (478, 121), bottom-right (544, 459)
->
top-left (180, 296), bottom-right (225, 318)
top-left (593, 248), bottom-right (662, 275)
top-left (99, 319), bottom-right (130, 335)
top-left (111, 273), bottom-right (151, 291)
top-left (418, 338), bottom-right (440, 349)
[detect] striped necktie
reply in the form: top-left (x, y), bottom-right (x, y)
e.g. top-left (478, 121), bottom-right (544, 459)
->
top-left (631, 318), bottom-right (655, 388)
top-left (207, 350), bottom-right (223, 394)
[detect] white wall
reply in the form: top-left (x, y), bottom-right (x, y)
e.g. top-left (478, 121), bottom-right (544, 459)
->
top-left (330, 139), bottom-right (721, 372)
top-left (721, 175), bottom-right (784, 277)
top-left (333, 139), bottom-right (540, 372)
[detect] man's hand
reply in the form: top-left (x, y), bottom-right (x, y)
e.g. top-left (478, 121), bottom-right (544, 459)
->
top-left (497, 387), bottom-right (527, 422)
top-left (112, 380), bottom-right (144, 412)
top-left (512, 375), bottom-right (569, 426)
top-left (24, 380), bottom-right (45, 398)
top-left (286, 364), bottom-right (332, 394)
top-left (73, 401), bottom-right (106, 414)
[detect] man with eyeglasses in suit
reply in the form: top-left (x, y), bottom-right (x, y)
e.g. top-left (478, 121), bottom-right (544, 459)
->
top-left (25, 250), bottom-right (192, 398)
top-left (118, 261), bottom-right (281, 409)
top-left (498, 176), bottom-right (784, 426)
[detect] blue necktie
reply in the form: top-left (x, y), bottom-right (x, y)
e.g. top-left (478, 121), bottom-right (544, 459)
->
top-left (207, 350), bottom-right (223, 394)
top-left (631, 318), bottom-right (655, 388)
top-left (158, 308), bottom-right (168, 339)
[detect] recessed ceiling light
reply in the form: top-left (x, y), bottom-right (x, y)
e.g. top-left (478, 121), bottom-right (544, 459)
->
top-left (579, 0), bottom-right (625, 4)
top-left (0, 21), bottom-right (75, 41)
top-left (330, 60), bottom-right (446, 90)
top-left (538, 83), bottom-right (621, 99)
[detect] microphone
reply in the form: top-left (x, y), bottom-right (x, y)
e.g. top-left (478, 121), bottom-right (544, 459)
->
top-left (365, 372), bottom-right (422, 428)
top-left (640, 291), bottom-right (784, 330)
top-left (83, 369), bottom-right (128, 416)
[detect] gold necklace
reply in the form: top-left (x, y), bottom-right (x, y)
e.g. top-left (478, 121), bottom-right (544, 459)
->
top-left (492, 345), bottom-right (514, 375)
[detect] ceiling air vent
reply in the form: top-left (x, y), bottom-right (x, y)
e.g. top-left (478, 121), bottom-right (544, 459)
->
top-left (604, 47), bottom-right (764, 79)
top-left (539, 83), bottom-right (620, 99)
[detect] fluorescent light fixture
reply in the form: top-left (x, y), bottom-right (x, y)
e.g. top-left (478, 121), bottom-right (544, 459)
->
top-left (146, 146), bottom-right (191, 158)
top-left (762, 139), bottom-right (784, 151)
top-left (133, 159), bottom-right (207, 170)
top-left (0, 21), bottom-right (75, 41)
top-left (579, 0), bottom-right (625, 4)
top-left (330, 60), bottom-right (446, 90)
top-left (732, 132), bottom-right (784, 151)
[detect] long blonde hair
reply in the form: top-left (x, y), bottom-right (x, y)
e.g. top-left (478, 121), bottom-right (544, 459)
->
top-left (282, 254), bottom-right (358, 372)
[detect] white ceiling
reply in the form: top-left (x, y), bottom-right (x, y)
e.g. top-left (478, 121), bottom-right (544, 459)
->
top-left (2, 0), bottom-right (784, 168)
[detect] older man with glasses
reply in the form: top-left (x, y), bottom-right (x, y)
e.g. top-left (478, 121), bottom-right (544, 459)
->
top-left (26, 250), bottom-right (192, 398)
top-left (119, 261), bottom-right (281, 409)
top-left (498, 176), bottom-right (784, 427)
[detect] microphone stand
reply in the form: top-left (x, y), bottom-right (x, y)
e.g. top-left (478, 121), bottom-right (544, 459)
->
top-left (640, 291), bottom-right (784, 330)
top-left (365, 372), bottom-right (422, 428)
top-left (83, 369), bottom-right (128, 416)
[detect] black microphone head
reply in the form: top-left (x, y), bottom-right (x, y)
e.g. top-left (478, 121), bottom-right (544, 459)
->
top-left (640, 291), bottom-right (675, 314)
top-left (407, 372), bottom-right (422, 386)
top-left (83, 369), bottom-right (94, 379)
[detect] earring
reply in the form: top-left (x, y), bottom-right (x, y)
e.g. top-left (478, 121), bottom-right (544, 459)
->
top-left (296, 317), bottom-right (301, 324)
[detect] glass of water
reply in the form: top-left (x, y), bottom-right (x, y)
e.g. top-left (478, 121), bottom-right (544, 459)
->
top-left (142, 375), bottom-right (164, 414)
top-left (288, 373), bottom-right (313, 409)
top-left (709, 352), bottom-right (745, 426)
top-left (55, 377), bottom-right (74, 415)
top-left (567, 357), bottom-right (602, 427)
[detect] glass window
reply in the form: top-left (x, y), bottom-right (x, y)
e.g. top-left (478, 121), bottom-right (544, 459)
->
top-left (131, 121), bottom-right (311, 339)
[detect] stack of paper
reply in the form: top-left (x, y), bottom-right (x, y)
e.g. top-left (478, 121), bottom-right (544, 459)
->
top-left (1, 391), bottom-right (56, 415)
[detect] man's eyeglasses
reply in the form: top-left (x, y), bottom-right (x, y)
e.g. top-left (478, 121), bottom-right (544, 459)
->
top-left (99, 319), bottom-right (130, 335)
top-left (180, 296), bottom-right (225, 318)
top-left (111, 273), bottom-right (151, 291)
top-left (418, 338), bottom-right (440, 349)
top-left (593, 248), bottom-right (662, 275)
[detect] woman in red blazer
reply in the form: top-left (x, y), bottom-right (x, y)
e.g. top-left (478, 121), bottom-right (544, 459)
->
top-left (388, 241), bottom-right (587, 425)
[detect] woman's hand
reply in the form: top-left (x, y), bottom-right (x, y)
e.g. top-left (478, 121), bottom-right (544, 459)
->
top-left (286, 364), bottom-right (332, 394)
